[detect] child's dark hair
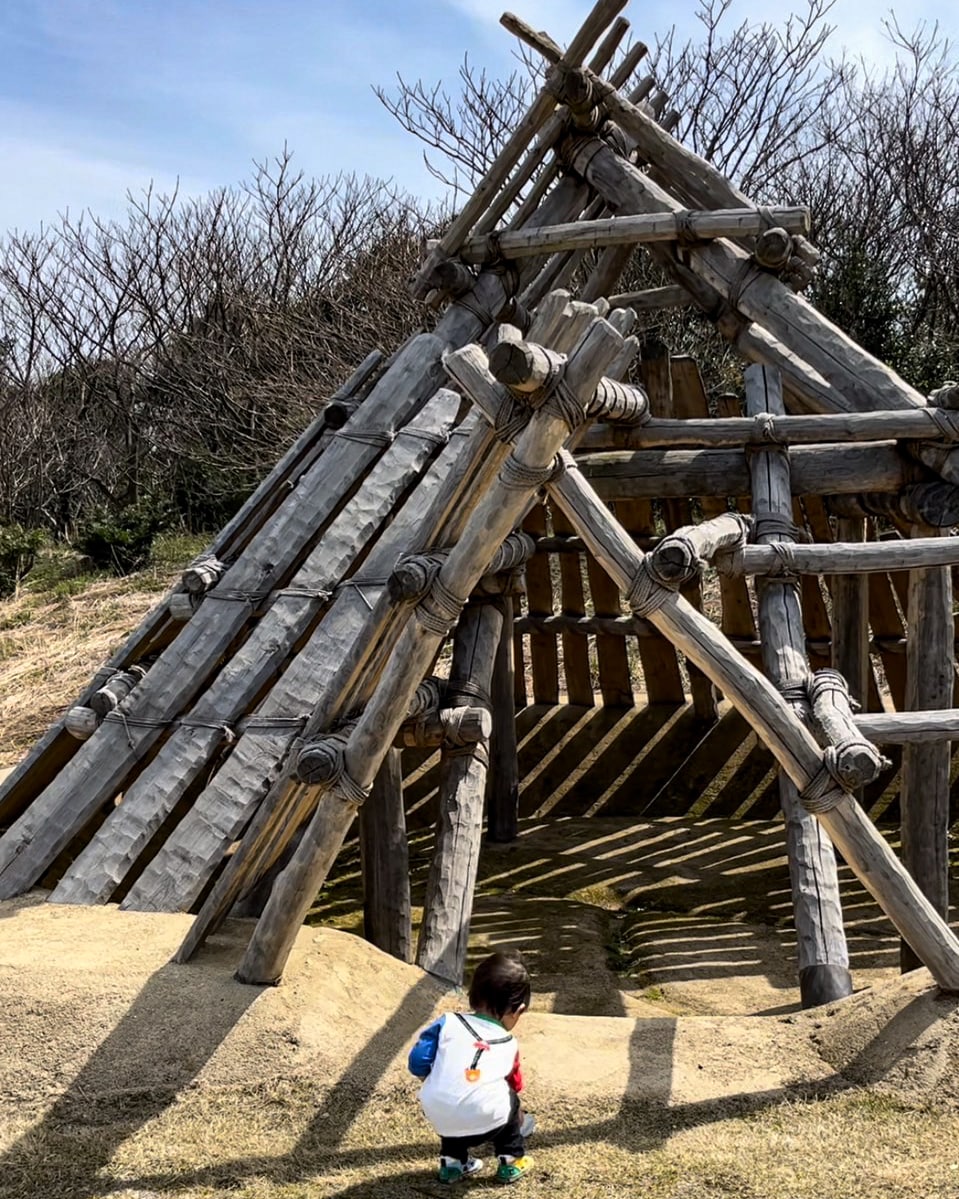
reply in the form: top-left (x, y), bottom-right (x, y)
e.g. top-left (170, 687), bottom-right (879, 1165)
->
top-left (468, 951), bottom-right (531, 1019)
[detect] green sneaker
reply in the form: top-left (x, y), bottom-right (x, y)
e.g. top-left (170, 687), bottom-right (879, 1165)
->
top-left (438, 1156), bottom-right (483, 1184)
top-left (496, 1154), bottom-right (534, 1184)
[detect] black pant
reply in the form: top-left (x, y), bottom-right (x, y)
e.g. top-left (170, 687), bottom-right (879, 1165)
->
top-left (440, 1088), bottom-right (525, 1162)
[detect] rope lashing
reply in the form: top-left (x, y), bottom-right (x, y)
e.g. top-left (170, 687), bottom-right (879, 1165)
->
top-left (102, 710), bottom-right (170, 750)
top-left (799, 746), bottom-right (848, 814)
top-left (751, 411), bottom-right (787, 445)
top-left (493, 393), bottom-right (529, 444)
top-left (453, 291), bottom-right (497, 329)
top-left (238, 714), bottom-right (310, 735)
top-left (927, 407), bottom-right (959, 440)
top-left (674, 208), bottom-right (702, 249)
top-left (542, 378), bottom-right (590, 430)
top-left (445, 677), bottom-right (493, 708)
top-left (332, 428), bottom-right (393, 450)
top-left (336, 577), bottom-right (390, 611)
top-left (179, 718), bottom-right (236, 745)
top-left (399, 426), bottom-right (450, 451)
top-left (414, 574), bottom-right (468, 637)
top-left (625, 558), bottom-right (680, 619)
top-left (499, 452), bottom-right (558, 492)
top-left (728, 261), bottom-right (763, 313)
top-left (751, 506), bottom-right (809, 544)
top-left (294, 733), bottom-right (370, 806)
top-left (274, 586), bottom-right (335, 603)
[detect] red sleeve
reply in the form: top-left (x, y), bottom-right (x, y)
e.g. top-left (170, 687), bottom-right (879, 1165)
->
top-left (506, 1049), bottom-right (523, 1093)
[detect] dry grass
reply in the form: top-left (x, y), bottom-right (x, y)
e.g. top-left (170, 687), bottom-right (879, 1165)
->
top-left (5, 1079), bottom-right (959, 1199)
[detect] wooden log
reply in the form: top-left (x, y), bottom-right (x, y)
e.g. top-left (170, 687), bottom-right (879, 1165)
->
top-left (744, 364), bottom-right (852, 1007)
top-left (0, 331), bottom-right (453, 903)
top-left (456, 207), bottom-right (810, 264)
top-left (416, 599), bottom-right (502, 984)
top-left (830, 516), bottom-right (869, 712)
top-left (608, 284), bottom-right (694, 311)
top-left (522, 507), bottom-right (560, 704)
top-left (855, 710), bottom-right (959, 742)
top-left (88, 666), bottom-right (148, 717)
top-left (541, 458), bottom-right (959, 990)
top-left (395, 705), bottom-right (492, 749)
top-left (807, 669), bottom-right (888, 788)
top-left (410, 0), bottom-right (628, 297)
top-left (624, 344), bottom-right (684, 704)
top-left (64, 707), bottom-right (98, 741)
top-left (0, 348), bottom-right (384, 832)
top-left (234, 314), bottom-right (626, 984)
top-left (181, 555), bottom-right (227, 595)
top-left (554, 505), bottom-right (595, 704)
top-left (900, 537), bottom-right (954, 972)
top-left (648, 514), bottom-right (749, 586)
top-left (559, 127), bottom-right (959, 485)
top-left (715, 536), bottom-right (959, 576)
top-left (488, 594), bottom-right (520, 842)
top-left (578, 406), bottom-right (959, 451)
top-left (51, 389), bottom-right (460, 908)
top-left (579, 443), bottom-right (917, 499)
top-left (831, 483), bottom-right (959, 529)
top-left (359, 748), bottom-right (411, 962)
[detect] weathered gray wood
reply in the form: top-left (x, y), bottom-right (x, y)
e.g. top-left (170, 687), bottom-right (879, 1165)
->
top-left (0, 355), bottom-right (382, 828)
top-left (608, 284), bottom-right (694, 311)
top-left (417, 600), bottom-right (503, 983)
top-left (855, 710), bottom-right (959, 742)
top-left (488, 594), bottom-right (520, 842)
top-left (830, 517), bottom-right (869, 711)
top-left (578, 406), bottom-right (959, 450)
top-left (455, 206), bottom-right (810, 264)
top-left (541, 458), bottom-right (959, 990)
top-left (900, 537), bottom-right (954, 972)
top-left (647, 515), bottom-right (749, 586)
top-left (0, 332), bottom-right (450, 901)
top-left (579, 443), bottom-right (917, 499)
top-left (411, 0), bottom-right (627, 297)
top-left (745, 364), bottom-right (852, 1007)
top-left (807, 669), bottom-right (887, 788)
top-left (235, 312), bottom-right (625, 984)
top-left (50, 390), bottom-right (460, 907)
top-left (559, 127), bottom-right (959, 487)
top-left (715, 536), bottom-right (959, 576)
top-left (394, 704), bottom-right (491, 749)
top-left (359, 749), bottom-right (411, 963)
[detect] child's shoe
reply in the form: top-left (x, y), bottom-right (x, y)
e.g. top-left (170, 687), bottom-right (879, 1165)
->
top-left (496, 1154), bottom-right (533, 1184)
top-left (437, 1156), bottom-right (483, 1184)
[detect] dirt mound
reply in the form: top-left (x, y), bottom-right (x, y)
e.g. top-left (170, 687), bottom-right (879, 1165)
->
top-left (1, 895), bottom-right (955, 1125)
top-left (797, 968), bottom-right (959, 1106)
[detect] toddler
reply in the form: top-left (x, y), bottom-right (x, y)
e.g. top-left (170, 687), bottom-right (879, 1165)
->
top-left (408, 950), bottom-right (534, 1184)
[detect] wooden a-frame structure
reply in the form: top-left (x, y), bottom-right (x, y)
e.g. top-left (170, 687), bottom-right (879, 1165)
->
top-left (2, 0), bottom-right (959, 1008)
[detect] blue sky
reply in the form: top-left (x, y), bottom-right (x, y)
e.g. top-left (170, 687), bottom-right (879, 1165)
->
top-left (0, 0), bottom-right (956, 236)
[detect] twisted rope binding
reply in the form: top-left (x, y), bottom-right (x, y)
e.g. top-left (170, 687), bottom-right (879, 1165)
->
top-left (239, 714), bottom-right (310, 734)
top-left (332, 429), bottom-right (393, 449)
top-left (336, 577), bottom-right (389, 611)
top-left (751, 507), bottom-right (809, 544)
top-left (728, 261), bottom-right (762, 313)
top-left (399, 426), bottom-right (450, 450)
top-left (542, 378), bottom-right (589, 430)
top-left (445, 677), bottom-right (493, 708)
top-left (674, 209), bottom-right (701, 249)
top-left (499, 452), bottom-right (558, 491)
top-left (179, 718), bottom-right (236, 745)
top-left (751, 412), bottom-right (787, 445)
top-left (494, 393), bottom-right (529, 444)
top-left (454, 291), bottom-right (496, 328)
top-left (757, 205), bottom-right (777, 230)
top-left (415, 574), bottom-right (467, 637)
top-left (799, 746), bottom-right (848, 814)
top-left (274, 586), bottom-right (335, 603)
top-left (927, 407), bottom-right (959, 440)
top-left (625, 561), bottom-right (675, 619)
top-left (295, 732), bottom-right (370, 806)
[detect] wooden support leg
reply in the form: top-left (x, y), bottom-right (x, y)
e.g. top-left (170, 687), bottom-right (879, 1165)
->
top-left (745, 365), bottom-right (852, 1007)
top-left (901, 543), bottom-right (954, 972)
top-left (417, 600), bottom-right (503, 983)
top-left (831, 517), bottom-right (870, 709)
top-left (359, 749), bottom-right (412, 963)
top-left (488, 595), bottom-right (520, 843)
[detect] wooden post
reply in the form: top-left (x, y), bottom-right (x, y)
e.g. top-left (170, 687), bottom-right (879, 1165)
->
top-left (488, 594), bottom-right (520, 843)
top-left (438, 335), bottom-right (959, 991)
top-left (417, 599), bottom-right (503, 983)
top-left (831, 518), bottom-right (870, 709)
top-left (744, 364), bottom-right (852, 1007)
top-left (359, 749), bottom-right (411, 963)
top-left (900, 535), bottom-right (954, 972)
top-left (234, 312), bottom-right (625, 985)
